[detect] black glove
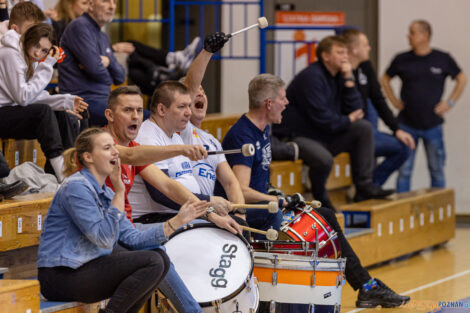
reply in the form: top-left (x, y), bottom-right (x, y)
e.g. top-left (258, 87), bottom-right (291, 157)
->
top-left (204, 32), bottom-right (229, 53)
top-left (285, 193), bottom-right (305, 211)
top-left (267, 183), bottom-right (284, 198)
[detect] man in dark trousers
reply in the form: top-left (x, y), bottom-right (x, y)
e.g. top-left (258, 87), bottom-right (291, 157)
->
top-left (343, 29), bottom-right (415, 187)
top-left (273, 35), bottom-right (393, 211)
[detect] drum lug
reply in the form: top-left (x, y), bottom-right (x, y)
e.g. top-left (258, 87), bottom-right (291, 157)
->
top-left (310, 273), bottom-right (316, 287)
top-left (270, 300), bottom-right (276, 313)
top-left (336, 274), bottom-right (342, 288)
top-left (304, 231), bottom-right (308, 236)
top-left (245, 277), bottom-right (251, 291)
top-left (272, 255), bottom-right (278, 286)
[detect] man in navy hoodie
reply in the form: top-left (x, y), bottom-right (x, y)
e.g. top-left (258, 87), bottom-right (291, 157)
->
top-left (273, 35), bottom-right (393, 211)
top-left (59, 0), bottom-right (125, 127)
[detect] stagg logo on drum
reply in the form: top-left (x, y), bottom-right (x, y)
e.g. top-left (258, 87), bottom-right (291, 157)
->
top-left (209, 244), bottom-right (237, 288)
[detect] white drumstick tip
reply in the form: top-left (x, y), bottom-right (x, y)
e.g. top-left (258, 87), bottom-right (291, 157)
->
top-left (266, 228), bottom-right (278, 241)
top-left (267, 201), bottom-right (279, 213)
top-left (308, 200), bottom-right (322, 208)
top-left (241, 143), bottom-right (255, 157)
top-left (258, 17), bottom-right (268, 29)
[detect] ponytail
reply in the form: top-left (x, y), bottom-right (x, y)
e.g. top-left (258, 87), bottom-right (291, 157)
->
top-left (63, 147), bottom-right (79, 177)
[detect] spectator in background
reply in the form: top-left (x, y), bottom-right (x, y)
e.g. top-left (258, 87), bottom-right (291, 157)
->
top-left (382, 20), bottom-right (467, 192)
top-left (45, 0), bottom-right (89, 43)
top-left (273, 36), bottom-right (394, 211)
top-left (342, 29), bottom-right (415, 186)
top-left (59, 0), bottom-right (125, 127)
top-left (112, 38), bottom-right (200, 96)
top-left (0, 7), bottom-right (87, 183)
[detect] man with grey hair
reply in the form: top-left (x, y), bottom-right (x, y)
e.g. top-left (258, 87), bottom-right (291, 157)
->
top-left (222, 73), bottom-right (410, 310)
top-left (382, 19), bottom-right (466, 192)
top-left (220, 73), bottom-right (286, 234)
top-left (59, 0), bottom-right (126, 127)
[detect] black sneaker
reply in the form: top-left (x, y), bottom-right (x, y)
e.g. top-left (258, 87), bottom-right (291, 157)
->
top-left (354, 184), bottom-right (395, 202)
top-left (356, 278), bottom-right (410, 308)
top-left (0, 180), bottom-right (28, 199)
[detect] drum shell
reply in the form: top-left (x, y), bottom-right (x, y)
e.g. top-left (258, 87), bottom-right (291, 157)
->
top-left (280, 208), bottom-right (341, 258)
top-left (253, 252), bottom-right (345, 306)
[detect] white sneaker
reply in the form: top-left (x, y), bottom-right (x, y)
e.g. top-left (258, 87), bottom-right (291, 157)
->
top-left (168, 37), bottom-right (201, 72)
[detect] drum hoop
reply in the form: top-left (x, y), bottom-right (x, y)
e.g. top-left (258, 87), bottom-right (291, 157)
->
top-left (304, 211), bottom-right (331, 236)
top-left (165, 222), bottom-right (254, 307)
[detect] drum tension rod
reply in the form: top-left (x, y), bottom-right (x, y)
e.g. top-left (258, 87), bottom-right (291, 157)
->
top-left (272, 255), bottom-right (278, 286)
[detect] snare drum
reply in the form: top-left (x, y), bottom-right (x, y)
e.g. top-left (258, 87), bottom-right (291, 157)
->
top-left (280, 206), bottom-right (341, 258)
top-left (253, 252), bottom-right (345, 308)
top-left (164, 223), bottom-right (259, 313)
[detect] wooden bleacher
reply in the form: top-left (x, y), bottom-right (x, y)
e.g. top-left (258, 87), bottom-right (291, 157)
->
top-left (341, 188), bottom-right (455, 267)
top-left (200, 113), bottom-right (457, 268)
top-left (2, 139), bottom-right (47, 170)
top-left (0, 279), bottom-right (40, 313)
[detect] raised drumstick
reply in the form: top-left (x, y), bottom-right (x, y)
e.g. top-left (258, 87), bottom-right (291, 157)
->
top-left (232, 201), bottom-right (278, 213)
top-left (208, 143), bottom-right (255, 157)
top-left (225, 17), bottom-right (269, 39)
top-left (305, 200), bottom-right (322, 208)
top-left (241, 226), bottom-right (278, 241)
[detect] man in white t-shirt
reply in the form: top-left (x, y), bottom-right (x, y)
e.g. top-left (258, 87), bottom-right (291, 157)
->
top-left (178, 47), bottom-right (245, 211)
top-left (128, 81), bottom-right (238, 223)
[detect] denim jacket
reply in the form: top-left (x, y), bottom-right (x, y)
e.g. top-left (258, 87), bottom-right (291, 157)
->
top-left (37, 168), bottom-right (166, 269)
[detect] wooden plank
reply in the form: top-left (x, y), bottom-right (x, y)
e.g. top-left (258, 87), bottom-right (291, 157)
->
top-left (0, 279), bottom-right (40, 313)
top-left (0, 193), bottom-right (53, 252)
top-left (269, 160), bottom-right (304, 195)
top-left (343, 188), bottom-right (455, 266)
top-left (2, 139), bottom-right (47, 169)
top-left (325, 153), bottom-right (352, 190)
top-left (200, 113), bottom-right (241, 141)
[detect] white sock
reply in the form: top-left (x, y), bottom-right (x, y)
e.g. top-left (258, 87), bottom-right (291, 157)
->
top-left (50, 156), bottom-right (65, 183)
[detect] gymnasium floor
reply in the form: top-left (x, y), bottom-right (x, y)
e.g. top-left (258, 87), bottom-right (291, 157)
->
top-left (340, 224), bottom-right (470, 312)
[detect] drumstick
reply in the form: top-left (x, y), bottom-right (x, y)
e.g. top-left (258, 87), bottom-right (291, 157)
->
top-left (208, 143), bottom-right (255, 157)
top-left (225, 17), bottom-right (269, 39)
top-left (241, 226), bottom-right (278, 241)
top-left (305, 200), bottom-right (322, 208)
top-left (232, 201), bottom-right (279, 213)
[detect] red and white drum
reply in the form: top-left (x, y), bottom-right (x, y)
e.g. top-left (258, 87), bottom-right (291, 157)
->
top-left (280, 206), bottom-right (341, 258)
top-left (164, 223), bottom-right (259, 313)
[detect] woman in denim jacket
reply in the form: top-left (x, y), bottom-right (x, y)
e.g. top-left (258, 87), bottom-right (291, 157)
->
top-left (37, 128), bottom-right (208, 313)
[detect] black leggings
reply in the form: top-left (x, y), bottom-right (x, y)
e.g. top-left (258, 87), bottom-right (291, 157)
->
top-left (39, 245), bottom-right (170, 313)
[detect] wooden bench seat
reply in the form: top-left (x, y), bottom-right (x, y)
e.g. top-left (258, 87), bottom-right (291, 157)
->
top-left (0, 279), bottom-right (40, 313)
top-left (340, 188), bottom-right (455, 266)
top-left (2, 139), bottom-right (47, 170)
top-left (0, 193), bottom-right (53, 252)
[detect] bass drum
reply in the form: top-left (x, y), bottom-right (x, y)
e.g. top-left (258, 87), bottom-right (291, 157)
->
top-left (164, 223), bottom-right (259, 312)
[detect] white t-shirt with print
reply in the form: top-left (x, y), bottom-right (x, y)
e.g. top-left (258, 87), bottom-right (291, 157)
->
top-left (128, 120), bottom-right (201, 216)
top-left (180, 122), bottom-right (226, 196)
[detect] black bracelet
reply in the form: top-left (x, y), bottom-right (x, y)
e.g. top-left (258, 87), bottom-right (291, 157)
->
top-left (167, 219), bottom-right (177, 231)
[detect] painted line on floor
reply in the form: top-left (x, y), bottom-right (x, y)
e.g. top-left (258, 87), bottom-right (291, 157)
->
top-left (345, 269), bottom-right (470, 313)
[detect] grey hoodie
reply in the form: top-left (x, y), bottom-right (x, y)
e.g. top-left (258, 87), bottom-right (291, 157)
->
top-left (0, 29), bottom-right (74, 110)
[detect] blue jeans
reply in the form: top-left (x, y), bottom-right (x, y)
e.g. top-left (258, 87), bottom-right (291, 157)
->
top-left (396, 124), bottom-right (446, 193)
top-left (373, 129), bottom-right (410, 186)
top-left (365, 100), bottom-right (410, 186)
top-left (135, 223), bottom-right (202, 313)
top-left (246, 206), bottom-right (283, 240)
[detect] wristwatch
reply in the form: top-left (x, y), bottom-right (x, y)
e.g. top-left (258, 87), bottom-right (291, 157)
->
top-left (204, 206), bottom-right (216, 219)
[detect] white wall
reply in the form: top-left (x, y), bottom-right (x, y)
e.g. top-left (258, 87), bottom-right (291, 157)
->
top-left (378, 0), bottom-right (470, 214)
top-left (220, 0), bottom-right (260, 114)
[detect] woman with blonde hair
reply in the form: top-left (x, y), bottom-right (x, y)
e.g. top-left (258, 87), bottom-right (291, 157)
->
top-left (38, 127), bottom-right (207, 313)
